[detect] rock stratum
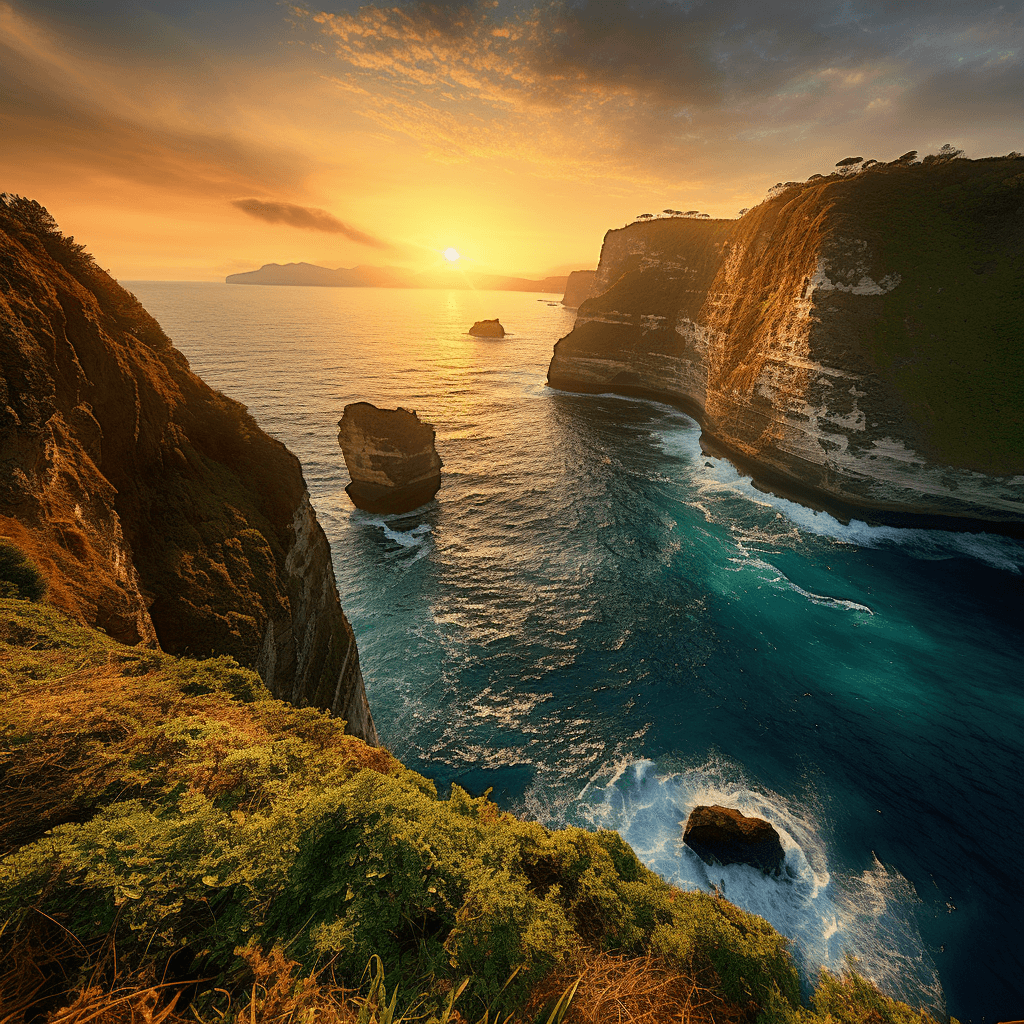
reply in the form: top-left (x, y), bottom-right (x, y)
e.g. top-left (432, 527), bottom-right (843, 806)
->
top-left (0, 195), bottom-right (377, 743)
top-left (548, 157), bottom-right (1024, 532)
top-left (339, 403), bottom-right (442, 513)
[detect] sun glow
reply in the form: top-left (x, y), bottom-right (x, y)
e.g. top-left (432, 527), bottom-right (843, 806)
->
top-left (443, 247), bottom-right (461, 262)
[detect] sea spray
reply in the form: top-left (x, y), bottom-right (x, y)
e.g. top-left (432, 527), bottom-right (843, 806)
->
top-left (580, 757), bottom-right (945, 1016)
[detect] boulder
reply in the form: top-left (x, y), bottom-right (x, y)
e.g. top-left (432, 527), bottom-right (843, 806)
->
top-left (682, 805), bottom-right (785, 876)
top-left (338, 403), bottom-right (442, 514)
top-left (468, 319), bottom-right (505, 337)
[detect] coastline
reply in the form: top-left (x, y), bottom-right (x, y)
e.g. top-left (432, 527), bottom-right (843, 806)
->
top-left (546, 376), bottom-right (1024, 539)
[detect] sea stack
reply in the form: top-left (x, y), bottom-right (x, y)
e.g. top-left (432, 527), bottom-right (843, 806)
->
top-left (469, 319), bottom-right (505, 337)
top-left (338, 403), bottom-right (442, 514)
top-left (682, 805), bottom-right (785, 876)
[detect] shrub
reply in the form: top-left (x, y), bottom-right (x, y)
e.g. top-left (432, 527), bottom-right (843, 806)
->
top-left (0, 541), bottom-right (46, 600)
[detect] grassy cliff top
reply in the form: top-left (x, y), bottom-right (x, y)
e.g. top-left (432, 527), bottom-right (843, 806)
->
top-left (1, 592), bottom-right (951, 1024)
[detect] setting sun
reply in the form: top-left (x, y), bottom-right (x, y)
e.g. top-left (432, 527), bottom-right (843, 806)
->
top-left (443, 248), bottom-right (461, 262)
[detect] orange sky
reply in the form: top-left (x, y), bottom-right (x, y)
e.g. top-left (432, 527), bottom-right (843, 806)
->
top-left (1, 0), bottom-right (1021, 280)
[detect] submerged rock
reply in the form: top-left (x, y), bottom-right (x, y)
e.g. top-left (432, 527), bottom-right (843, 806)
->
top-left (339, 403), bottom-right (442, 514)
top-left (469, 319), bottom-right (505, 337)
top-left (682, 805), bottom-right (785, 876)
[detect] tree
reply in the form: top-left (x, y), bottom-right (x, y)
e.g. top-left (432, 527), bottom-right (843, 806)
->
top-left (835, 156), bottom-right (863, 167)
top-left (637, 213), bottom-right (654, 219)
top-left (894, 150), bottom-right (918, 165)
top-left (738, 208), bottom-right (750, 216)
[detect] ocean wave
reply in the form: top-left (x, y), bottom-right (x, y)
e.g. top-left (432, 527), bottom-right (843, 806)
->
top-left (656, 426), bottom-right (1024, 574)
top-left (579, 758), bottom-right (945, 1016)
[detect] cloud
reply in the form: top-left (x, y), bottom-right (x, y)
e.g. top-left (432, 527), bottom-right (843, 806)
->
top-left (231, 199), bottom-right (393, 248)
top-left (301, 0), bottom-right (1024, 188)
top-left (0, 2), bottom-right (308, 198)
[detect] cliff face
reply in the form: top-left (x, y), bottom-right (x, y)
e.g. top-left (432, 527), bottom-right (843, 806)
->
top-left (339, 403), bottom-right (442, 514)
top-left (549, 159), bottom-right (1024, 531)
top-left (0, 197), bottom-right (377, 742)
top-left (561, 270), bottom-right (597, 308)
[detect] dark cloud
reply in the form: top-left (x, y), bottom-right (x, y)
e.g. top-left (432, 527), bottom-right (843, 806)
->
top-left (306, 0), bottom-right (1024, 188)
top-left (231, 199), bottom-right (393, 248)
top-left (904, 53), bottom-right (1024, 123)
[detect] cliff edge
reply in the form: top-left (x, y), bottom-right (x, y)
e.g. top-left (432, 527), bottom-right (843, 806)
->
top-left (0, 196), bottom-right (376, 742)
top-left (548, 158), bottom-right (1024, 532)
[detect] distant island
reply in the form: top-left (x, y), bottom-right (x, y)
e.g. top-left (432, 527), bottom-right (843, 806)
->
top-left (226, 261), bottom-right (570, 293)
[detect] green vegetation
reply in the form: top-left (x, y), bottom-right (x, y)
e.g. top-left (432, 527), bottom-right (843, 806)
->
top-left (824, 158), bottom-right (1024, 473)
top-left (0, 540), bottom-right (46, 600)
top-left (0, 600), bottom-right (952, 1024)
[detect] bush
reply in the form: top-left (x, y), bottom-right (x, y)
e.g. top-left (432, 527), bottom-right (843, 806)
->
top-left (0, 541), bottom-right (46, 600)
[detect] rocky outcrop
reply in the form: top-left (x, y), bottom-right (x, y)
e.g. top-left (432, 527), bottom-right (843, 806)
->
top-left (548, 158), bottom-right (1024, 533)
top-left (0, 195), bottom-right (377, 743)
top-left (683, 805), bottom-right (785, 876)
top-left (469, 319), bottom-right (505, 338)
top-left (339, 403), bottom-right (442, 514)
top-left (561, 270), bottom-right (597, 308)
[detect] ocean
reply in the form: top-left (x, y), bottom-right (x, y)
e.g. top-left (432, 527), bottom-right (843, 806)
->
top-left (127, 281), bottom-right (1024, 1023)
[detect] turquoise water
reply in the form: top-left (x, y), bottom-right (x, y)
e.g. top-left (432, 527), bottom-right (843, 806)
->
top-left (128, 281), bottom-right (1024, 1022)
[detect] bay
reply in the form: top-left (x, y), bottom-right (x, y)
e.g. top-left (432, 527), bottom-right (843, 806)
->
top-left (127, 281), bottom-right (1024, 1022)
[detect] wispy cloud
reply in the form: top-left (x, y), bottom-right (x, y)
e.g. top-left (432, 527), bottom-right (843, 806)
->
top-left (300, 0), bottom-right (1024, 188)
top-left (231, 198), bottom-right (394, 248)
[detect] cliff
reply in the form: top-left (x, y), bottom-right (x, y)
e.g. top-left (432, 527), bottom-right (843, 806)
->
top-left (548, 158), bottom-right (1024, 532)
top-left (561, 269), bottom-right (597, 307)
top-left (0, 195), bottom-right (376, 742)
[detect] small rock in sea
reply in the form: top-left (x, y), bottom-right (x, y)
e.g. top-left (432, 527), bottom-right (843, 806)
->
top-left (682, 804), bottom-right (785, 876)
top-left (338, 403), bottom-right (442, 514)
top-left (469, 319), bottom-right (505, 337)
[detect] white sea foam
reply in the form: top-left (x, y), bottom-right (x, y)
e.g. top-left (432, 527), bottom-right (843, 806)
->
top-left (726, 550), bottom-right (875, 614)
top-left (656, 424), bottom-right (1024, 574)
top-left (579, 759), bottom-right (946, 1016)
top-left (357, 514), bottom-right (434, 560)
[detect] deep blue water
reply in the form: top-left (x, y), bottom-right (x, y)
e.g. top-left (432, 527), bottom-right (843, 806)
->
top-left (129, 282), bottom-right (1024, 1023)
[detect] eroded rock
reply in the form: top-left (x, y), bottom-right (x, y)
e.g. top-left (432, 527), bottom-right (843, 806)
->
top-left (682, 805), bottom-right (785, 876)
top-left (0, 195), bottom-right (377, 744)
top-left (339, 403), bottom-right (442, 514)
top-left (469, 319), bottom-right (505, 337)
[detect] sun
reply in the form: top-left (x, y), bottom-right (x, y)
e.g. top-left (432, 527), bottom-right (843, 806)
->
top-left (443, 247), bottom-right (461, 262)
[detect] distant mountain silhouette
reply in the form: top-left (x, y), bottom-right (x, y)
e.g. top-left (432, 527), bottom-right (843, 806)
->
top-left (227, 262), bottom-right (567, 294)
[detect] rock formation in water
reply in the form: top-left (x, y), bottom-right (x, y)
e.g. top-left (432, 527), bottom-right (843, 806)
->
top-left (0, 195), bottom-right (377, 743)
top-left (339, 403), bottom-right (442, 514)
top-left (468, 319), bottom-right (506, 338)
top-left (683, 805), bottom-right (785, 876)
top-left (561, 270), bottom-right (597, 308)
top-left (548, 157), bottom-right (1024, 533)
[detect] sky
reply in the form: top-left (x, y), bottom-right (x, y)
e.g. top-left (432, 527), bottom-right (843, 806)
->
top-left (1, 0), bottom-right (1022, 280)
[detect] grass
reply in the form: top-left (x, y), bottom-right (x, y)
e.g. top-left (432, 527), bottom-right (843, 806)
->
top-left (0, 596), bottom-right (954, 1024)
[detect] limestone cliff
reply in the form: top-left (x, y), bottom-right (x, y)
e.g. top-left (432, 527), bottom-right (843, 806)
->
top-left (548, 158), bottom-right (1024, 532)
top-left (0, 195), bottom-right (377, 742)
top-left (561, 269), bottom-right (597, 308)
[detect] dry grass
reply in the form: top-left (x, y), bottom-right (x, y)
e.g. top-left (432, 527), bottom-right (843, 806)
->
top-left (0, 919), bottom-right (362, 1024)
top-left (523, 950), bottom-right (757, 1024)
